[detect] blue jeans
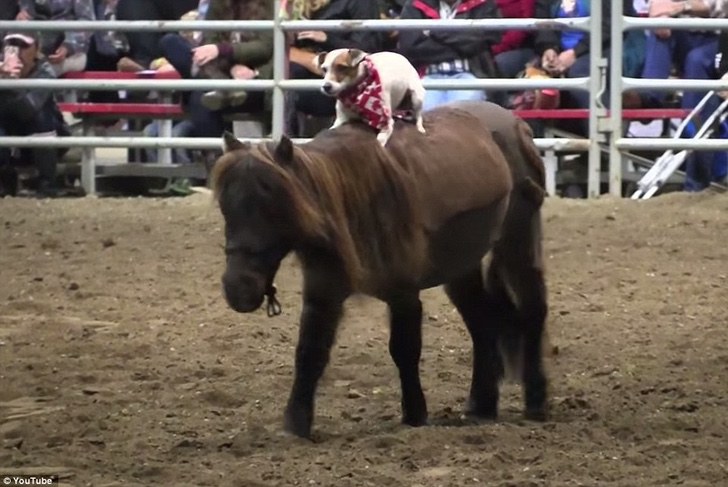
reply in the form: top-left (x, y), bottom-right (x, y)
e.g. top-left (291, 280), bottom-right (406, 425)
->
top-left (159, 33), bottom-right (193, 79)
top-left (641, 31), bottom-right (720, 190)
top-left (143, 120), bottom-right (195, 163)
top-left (423, 72), bottom-right (487, 111)
top-left (495, 48), bottom-right (536, 78)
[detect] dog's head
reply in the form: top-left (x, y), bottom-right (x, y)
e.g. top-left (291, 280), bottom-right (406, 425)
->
top-left (314, 48), bottom-right (369, 97)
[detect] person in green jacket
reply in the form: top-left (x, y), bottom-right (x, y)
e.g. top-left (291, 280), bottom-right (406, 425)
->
top-left (159, 0), bottom-right (273, 137)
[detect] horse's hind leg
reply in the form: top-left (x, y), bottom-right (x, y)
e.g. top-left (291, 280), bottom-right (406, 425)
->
top-left (445, 268), bottom-right (504, 419)
top-left (386, 292), bottom-right (427, 426)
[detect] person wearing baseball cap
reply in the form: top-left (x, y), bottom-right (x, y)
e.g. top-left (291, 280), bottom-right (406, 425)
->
top-left (0, 30), bottom-right (66, 197)
top-left (3, 32), bottom-right (40, 47)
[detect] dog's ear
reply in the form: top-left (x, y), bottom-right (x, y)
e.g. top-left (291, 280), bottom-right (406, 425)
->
top-left (347, 49), bottom-right (368, 67)
top-left (314, 51), bottom-right (328, 71)
top-left (222, 131), bottom-right (249, 153)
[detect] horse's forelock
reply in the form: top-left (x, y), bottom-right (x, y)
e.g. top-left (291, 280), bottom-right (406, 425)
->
top-left (251, 142), bottom-right (331, 244)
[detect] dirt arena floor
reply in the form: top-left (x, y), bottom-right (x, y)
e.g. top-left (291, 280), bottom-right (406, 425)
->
top-left (0, 191), bottom-right (726, 487)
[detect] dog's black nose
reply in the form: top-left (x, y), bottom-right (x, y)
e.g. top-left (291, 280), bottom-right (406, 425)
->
top-left (321, 83), bottom-right (333, 94)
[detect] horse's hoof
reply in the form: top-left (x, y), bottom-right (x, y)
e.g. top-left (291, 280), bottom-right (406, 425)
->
top-left (402, 413), bottom-right (428, 427)
top-left (284, 408), bottom-right (313, 439)
top-left (465, 397), bottom-right (498, 421)
top-left (524, 407), bottom-right (548, 422)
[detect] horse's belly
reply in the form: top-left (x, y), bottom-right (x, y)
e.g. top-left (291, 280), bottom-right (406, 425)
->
top-left (419, 198), bottom-right (509, 289)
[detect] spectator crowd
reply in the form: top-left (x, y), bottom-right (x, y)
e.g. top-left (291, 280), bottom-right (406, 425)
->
top-left (0, 0), bottom-right (727, 197)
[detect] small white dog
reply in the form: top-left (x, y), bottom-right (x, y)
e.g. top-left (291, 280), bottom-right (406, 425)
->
top-left (315, 48), bottom-right (426, 146)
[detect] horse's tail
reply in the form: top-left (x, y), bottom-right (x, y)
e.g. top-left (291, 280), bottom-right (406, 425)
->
top-left (498, 323), bottom-right (524, 383)
top-left (515, 119), bottom-right (547, 206)
top-left (488, 118), bottom-right (549, 381)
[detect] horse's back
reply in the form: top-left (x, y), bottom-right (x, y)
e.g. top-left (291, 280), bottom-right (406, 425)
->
top-left (442, 101), bottom-right (546, 198)
top-left (386, 107), bottom-right (514, 233)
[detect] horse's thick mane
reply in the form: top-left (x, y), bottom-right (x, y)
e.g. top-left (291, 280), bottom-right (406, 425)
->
top-left (213, 135), bottom-right (429, 293)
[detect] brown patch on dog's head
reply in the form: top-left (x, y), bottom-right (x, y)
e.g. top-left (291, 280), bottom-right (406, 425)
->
top-left (319, 48), bottom-right (368, 95)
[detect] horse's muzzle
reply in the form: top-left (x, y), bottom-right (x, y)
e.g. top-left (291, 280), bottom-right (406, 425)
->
top-left (222, 277), bottom-right (265, 313)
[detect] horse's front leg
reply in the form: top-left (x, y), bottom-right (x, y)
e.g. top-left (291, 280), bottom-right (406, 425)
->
top-left (284, 294), bottom-right (345, 439)
top-left (386, 292), bottom-right (427, 426)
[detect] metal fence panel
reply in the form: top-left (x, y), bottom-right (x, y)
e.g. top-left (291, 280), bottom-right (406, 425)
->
top-left (10, 6), bottom-right (724, 196)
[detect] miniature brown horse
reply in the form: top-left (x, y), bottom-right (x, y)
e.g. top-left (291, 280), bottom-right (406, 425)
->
top-left (212, 101), bottom-right (548, 439)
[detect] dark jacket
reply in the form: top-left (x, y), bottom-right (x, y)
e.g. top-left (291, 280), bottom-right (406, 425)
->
top-left (0, 57), bottom-right (59, 128)
top-left (205, 0), bottom-right (274, 79)
top-left (398, 0), bottom-right (502, 69)
top-left (292, 0), bottom-right (383, 53)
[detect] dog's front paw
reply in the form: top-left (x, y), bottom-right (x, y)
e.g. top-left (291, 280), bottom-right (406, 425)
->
top-left (377, 131), bottom-right (391, 146)
top-left (415, 116), bottom-right (426, 134)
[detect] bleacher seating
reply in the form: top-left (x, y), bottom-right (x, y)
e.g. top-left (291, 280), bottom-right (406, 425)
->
top-left (54, 69), bottom-right (695, 196)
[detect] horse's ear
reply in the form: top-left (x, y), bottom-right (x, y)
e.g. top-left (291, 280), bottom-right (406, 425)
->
top-left (273, 135), bottom-right (294, 166)
top-left (314, 51), bottom-right (328, 71)
top-left (222, 131), bottom-right (248, 153)
top-left (348, 49), bottom-right (367, 66)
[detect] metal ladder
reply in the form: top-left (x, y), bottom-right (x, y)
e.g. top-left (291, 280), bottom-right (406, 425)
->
top-left (631, 91), bottom-right (728, 200)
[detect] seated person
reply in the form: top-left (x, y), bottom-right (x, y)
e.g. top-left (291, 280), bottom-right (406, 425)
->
top-left (492, 0), bottom-right (537, 78)
top-left (639, 0), bottom-right (726, 191)
top-left (488, 0), bottom-right (537, 107)
top-left (142, 120), bottom-right (195, 164)
top-left (17, 0), bottom-right (95, 75)
top-left (116, 0), bottom-right (199, 71)
top-left (533, 0), bottom-right (615, 134)
top-left (86, 0), bottom-right (128, 70)
top-left (0, 32), bottom-right (66, 197)
top-left (283, 0), bottom-right (383, 136)
top-left (398, 0), bottom-right (502, 111)
top-left (159, 0), bottom-right (273, 137)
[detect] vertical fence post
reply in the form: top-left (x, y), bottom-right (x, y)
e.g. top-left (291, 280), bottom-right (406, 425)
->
top-left (81, 124), bottom-right (96, 195)
top-left (609, 0), bottom-right (624, 196)
top-left (587, 0), bottom-right (604, 198)
top-left (271, 0), bottom-right (285, 140)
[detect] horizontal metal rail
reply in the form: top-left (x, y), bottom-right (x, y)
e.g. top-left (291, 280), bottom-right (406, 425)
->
top-left (0, 17), bottom-right (590, 33)
top-left (0, 77), bottom-right (590, 91)
top-left (622, 16), bottom-right (728, 30)
top-left (0, 136), bottom-right (590, 151)
top-left (623, 78), bottom-right (728, 91)
top-left (616, 138), bottom-right (728, 151)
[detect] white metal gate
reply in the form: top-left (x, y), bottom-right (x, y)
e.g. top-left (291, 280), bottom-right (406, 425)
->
top-left (0, 0), bottom-right (727, 196)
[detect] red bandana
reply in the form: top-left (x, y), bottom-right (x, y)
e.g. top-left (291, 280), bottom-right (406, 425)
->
top-left (340, 58), bottom-right (390, 131)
